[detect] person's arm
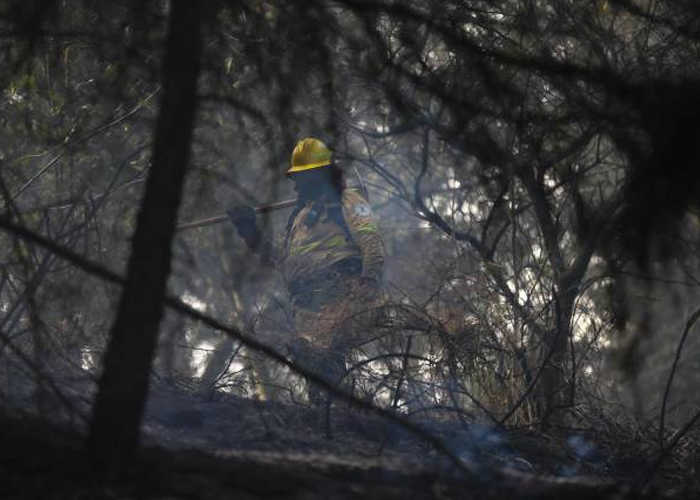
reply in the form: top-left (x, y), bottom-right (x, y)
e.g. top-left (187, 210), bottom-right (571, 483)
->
top-left (228, 205), bottom-right (276, 266)
top-left (341, 190), bottom-right (385, 289)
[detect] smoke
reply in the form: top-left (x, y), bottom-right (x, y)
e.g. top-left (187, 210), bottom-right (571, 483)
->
top-left (557, 435), bottom-right (600, 477)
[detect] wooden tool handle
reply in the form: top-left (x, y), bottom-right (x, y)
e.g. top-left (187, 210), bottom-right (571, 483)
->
top-left (175, 198), bottom-right (296, 231)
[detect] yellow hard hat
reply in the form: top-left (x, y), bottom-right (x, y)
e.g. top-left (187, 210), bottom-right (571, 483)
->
top-left (287, 138), bottom-right (333, 174)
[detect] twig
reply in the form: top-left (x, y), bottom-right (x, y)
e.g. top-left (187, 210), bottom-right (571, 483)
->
top-left (658, 305), bottom-right (700, 445)
top-left (391, 335), bottom-right (412, 410)
top-left (7, 87), bottom-right (160, 205)
top-left (0, 327), bottom-right (89, 424)
top-left (641, 408), bottom-right (700, 489)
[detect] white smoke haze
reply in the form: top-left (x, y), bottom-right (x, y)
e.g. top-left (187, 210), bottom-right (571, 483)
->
top-left (1, 1), bottom-right (700, 496)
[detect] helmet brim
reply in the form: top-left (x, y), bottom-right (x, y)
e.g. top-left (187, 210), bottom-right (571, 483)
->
top-left (286, 159), bottom-right (333, 174)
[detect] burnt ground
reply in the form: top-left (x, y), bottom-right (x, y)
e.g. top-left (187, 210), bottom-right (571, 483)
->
top-left (0, 382), bottom-right (698, 499)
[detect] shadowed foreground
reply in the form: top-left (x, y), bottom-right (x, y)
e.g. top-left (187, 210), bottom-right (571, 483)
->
top-left (1, 384), bottom-right (697, 499)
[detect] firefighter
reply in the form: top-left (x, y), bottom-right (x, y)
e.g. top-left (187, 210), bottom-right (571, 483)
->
top-left (228, 138), bottom-right (385, 403)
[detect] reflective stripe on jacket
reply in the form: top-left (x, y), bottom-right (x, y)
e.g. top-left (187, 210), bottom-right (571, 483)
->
top-left (283, 188), bottom-right (385, 293)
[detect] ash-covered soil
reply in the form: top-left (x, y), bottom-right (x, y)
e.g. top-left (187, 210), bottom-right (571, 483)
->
top-left (140, 384), bottom-right (633, 479)
top-left (0, 382), bottom-right (696, 499)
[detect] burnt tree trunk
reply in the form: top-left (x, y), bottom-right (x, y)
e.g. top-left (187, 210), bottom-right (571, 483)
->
top-left (534, 285), bottom-right (576, 424)
top-left (87, 0), bottom-right (205, 481)
top-left (519, 170), bottom-right (583, 426)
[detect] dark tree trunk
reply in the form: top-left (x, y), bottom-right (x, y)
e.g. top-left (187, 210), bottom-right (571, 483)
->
top-left (533, 283), bottom-right (577, 426)
top-left (87, 0), bottom-right (205, 481)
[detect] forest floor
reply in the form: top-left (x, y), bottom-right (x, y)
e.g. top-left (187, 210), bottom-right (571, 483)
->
top-left (1, 381), bottom-right (698, 499)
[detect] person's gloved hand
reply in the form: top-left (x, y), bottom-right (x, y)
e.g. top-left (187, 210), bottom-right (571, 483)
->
top-left (227, 205), bottom-right (258, 242)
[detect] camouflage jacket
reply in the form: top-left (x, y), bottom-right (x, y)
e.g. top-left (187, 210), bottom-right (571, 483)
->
top-left (282, 188), bottom-right (385, 293)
